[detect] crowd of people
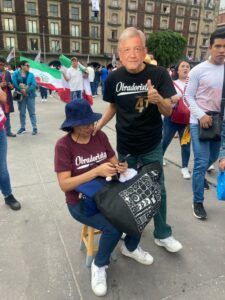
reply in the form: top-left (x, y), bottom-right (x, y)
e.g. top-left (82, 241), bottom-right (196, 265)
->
top-left (1, 26), bottom-right (225, 298)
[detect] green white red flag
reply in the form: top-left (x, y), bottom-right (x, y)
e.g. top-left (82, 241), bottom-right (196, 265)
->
top-left (59, 54), bottom-right (93, 105)
top-left (20, 56), bottom-right (70, 103)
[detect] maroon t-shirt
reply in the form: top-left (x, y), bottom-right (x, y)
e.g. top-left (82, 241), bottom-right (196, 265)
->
top-left (54, 131), bottom-right (115, 204)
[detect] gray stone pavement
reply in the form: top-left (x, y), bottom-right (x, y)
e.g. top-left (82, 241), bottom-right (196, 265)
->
top-left (1, 93), bottom-right (225, 300)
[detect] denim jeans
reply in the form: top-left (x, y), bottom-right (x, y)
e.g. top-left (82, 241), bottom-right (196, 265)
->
top-left (93, 80), bottom-right (99, 95)
top-left (90, 82), bottom-right (95, 96)
top-left (101, 80), bottom-right (105, 95)
top-left (119, 142), bottom-right (172, 239)
top-left (70, 90), bottom-right (82, 101)
top-left (67, 202), bottom-right (140, 267)
top-left (18, 96), bottom-right (37, 129)
top-left (5, 112), bottom-right (12, 134)
top-left (162, 117), bottom-right (190, 168)
top-left (40, 87), bottom-right (48, 99)
top-left (0, 129), bottom-right (12, 197)
top-left (190, 124), bottom-right (221, 203)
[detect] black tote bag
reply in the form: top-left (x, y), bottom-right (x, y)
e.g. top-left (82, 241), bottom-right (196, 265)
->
top-left (94, 162), bottom-right (162, 238)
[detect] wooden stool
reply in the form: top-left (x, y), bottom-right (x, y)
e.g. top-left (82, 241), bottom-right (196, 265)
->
top-left (80, 224), bottom-right (117, 267)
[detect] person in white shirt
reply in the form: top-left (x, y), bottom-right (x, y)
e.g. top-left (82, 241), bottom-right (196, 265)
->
top-left (87, 64), bottom-right (95, 96)
top-left (62, 57), bottom-right (83, 101)
top-left (185, 28), bottom-right (225, 220)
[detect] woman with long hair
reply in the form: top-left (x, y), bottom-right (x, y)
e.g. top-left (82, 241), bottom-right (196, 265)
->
top-left (162, 60), bottom-right (191, 179)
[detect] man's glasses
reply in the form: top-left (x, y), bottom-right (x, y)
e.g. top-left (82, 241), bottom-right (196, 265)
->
top-left (24, 64), bottom-right (30, 67)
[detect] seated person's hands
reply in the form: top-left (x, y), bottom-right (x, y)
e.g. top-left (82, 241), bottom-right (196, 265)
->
top-left (96, 162), bottom-right (117, 178)
top-left (115, 162), bottom-right (128, 174)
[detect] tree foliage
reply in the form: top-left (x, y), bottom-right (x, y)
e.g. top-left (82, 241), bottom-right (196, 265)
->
top-left (147, 30), bottom-right (187, 68)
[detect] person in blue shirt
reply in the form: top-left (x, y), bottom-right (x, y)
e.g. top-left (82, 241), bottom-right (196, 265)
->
top-left (100, 66), bottom-right (108, 96)
top-left (12, 61), bottom-right (37, 135)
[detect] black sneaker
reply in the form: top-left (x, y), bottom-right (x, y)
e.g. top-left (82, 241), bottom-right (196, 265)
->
top-left (5, 194), bottom-right (21, 211)
top-left (7, 132), bottom-right (16, 137)
top-left (32, 128), bottom-right (38, 135)
top-left (204, 178), bottom-right (210, 190)
top-left (192, 203), bottom-right (207, 220)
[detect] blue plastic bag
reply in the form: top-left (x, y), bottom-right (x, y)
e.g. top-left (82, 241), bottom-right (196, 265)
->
top-left (76, 178), bottom-right (106, 216)
top-left (217, 171), bottom-right (225, 201)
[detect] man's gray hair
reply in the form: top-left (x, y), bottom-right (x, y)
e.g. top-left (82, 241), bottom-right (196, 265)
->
top-left (118, 27), bottom-right (146, 49)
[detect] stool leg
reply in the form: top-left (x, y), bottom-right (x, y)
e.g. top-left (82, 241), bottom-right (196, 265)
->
top-left (86, 255), bottom-right (94, 267)
top-left (86, 227), bottom-right (95, 267)
top-left (111, 250), bottom-right (117, 261)
top-left (80, 225), bottom-right (87, 251)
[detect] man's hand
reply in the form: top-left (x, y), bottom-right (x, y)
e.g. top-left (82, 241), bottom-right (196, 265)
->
top-left (92, 121), bottom-right (102, 136)
top-left (147, 79), bottom-right (162, 104)
top-left (7, 82), bottom-right (13, 89)
top-left (219, 158), bottom-right (225, 171)
top-left (21, 88), bottom-right (27, 96)
top-left (199, 115), bottom-right (213, 128)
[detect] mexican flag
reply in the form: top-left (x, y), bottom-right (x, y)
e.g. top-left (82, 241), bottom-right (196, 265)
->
top-left (59, 54), bottom-right (93, 105)
top-left (20, 56), bottom-right (70, 103)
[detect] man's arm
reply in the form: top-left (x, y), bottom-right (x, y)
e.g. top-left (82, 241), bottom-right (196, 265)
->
top-left (61, 67), bottom-right (70, 81)
top-left (147, 79), bottom-right (172, 117)
top-left (184, 69), bottom-right (212, 127)
top-left (93, 103), bottom-right (116, 135)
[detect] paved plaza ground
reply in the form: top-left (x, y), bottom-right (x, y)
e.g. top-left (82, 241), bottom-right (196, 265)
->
top-left (0, 93), bottom-right (225, 300)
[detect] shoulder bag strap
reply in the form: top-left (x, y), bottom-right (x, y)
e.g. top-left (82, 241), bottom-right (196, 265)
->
top-left (220, 64), bottom-right (225, 119)
top-left (173, 81), bottom-right (184, 95)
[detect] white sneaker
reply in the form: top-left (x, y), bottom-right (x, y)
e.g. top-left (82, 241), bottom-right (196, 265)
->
top-left (91, 261), bottom-right (107, 297)
top-left (181, 167), bottom-right (191, 179)
top-left (41, 98), bottom-right (44, 102)
top-left (207, 164), bottom-right (215, 172)
top-left (154, 236), bottom-right (183, 253)
top-left (163, 159), bottom-right (166, 166)
top-left (120, 243), bottom-right (154, 265)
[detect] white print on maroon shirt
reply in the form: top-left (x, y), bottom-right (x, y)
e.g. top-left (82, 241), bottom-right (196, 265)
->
top-left (75, 152), bottom-right (107, 169)
top-left (116, 82), bottom-right (148, 96)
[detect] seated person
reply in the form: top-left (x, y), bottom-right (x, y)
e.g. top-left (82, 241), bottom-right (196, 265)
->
top-left (54, 99), bottom-right (153, 297)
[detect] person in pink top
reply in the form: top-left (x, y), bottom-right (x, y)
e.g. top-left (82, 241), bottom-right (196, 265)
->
top-left (162, 60), bottom-right (191, 179)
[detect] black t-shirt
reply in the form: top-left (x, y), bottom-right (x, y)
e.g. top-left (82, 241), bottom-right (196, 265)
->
top-left (103, 63), bottom-right (176, 155)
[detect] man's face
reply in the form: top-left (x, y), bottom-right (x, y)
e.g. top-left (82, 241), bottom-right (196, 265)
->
top-left (209, 38), bottom-right (225, 65)
top-left (72, 60), bottom-right (78, 68)
top-left (22, 63), bottom-right (30, 72)
top-left (118, 36), bottom-right (147, 73)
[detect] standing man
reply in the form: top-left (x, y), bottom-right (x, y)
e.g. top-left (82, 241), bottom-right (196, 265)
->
top-left (87, 63), bottom-right (95, 96)
top-left (185, 28), bottom-right (225, 220)
top-left (94, 27), bottom-right (182, 255)
top-left (12, 60), bottom-right (37, 135)
top-left (61, 57), bottom-right (83, 101)
top-left (0, 57), bottom-right (16, 137)
top-left (100, 65), bottom-right (108, 95)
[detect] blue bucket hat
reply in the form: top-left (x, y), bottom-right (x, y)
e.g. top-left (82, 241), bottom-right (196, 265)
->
top-left (60, 99), bottom-right (102, 132)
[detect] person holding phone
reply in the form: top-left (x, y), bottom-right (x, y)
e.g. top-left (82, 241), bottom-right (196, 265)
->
top-left (54, 99), bottom-right (153, 297)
